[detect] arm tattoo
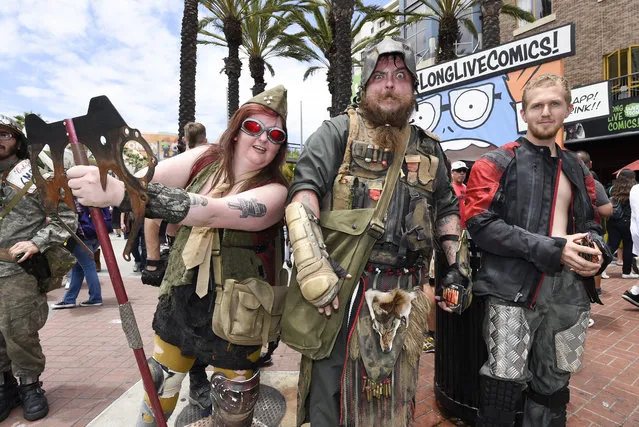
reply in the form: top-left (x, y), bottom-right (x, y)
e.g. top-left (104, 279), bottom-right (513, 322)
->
top-left (436, 214), bottom-right (461, 265)
top-left (227, 198), bottom-right (267, 218)
top-left (189, 194), bottom-right (209, 208)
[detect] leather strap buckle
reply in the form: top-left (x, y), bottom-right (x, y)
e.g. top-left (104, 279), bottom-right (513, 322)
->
top-left (367, 221), bottom-right (385, 240)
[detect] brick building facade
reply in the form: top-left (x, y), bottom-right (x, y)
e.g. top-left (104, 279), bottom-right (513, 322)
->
top-left (500, 0), bottom-right (639, 88)
top-left (499, 0), bottom-right (639, 182)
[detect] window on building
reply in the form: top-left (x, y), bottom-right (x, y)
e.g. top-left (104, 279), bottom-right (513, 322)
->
top-left (604, 46), bottom-right (639, 98)
top-left (456, 5), bottom-right (481, 56)
top-left (404, 4), bottom-right (438, 62)
top-left (517, 0), bottom-right (552, 22)
top-left (405, 19), bottom-right (430, 61)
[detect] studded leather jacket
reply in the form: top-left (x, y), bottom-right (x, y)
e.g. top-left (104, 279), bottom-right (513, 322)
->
top-left (465, 137), bottom-right (612, 308)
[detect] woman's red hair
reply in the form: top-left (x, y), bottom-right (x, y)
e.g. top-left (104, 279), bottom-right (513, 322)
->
top-left (189, 103), bottom-right (289, 191)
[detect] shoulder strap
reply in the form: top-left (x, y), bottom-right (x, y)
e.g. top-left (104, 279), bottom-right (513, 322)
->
top-left (212, 229), bottom-right (222, 288)
top-left (336, 108), bottom-right (360, 177)
top-left (0, 179), bottom-right (34, 221)
top-left (367, 126), bottom-right (411, 239)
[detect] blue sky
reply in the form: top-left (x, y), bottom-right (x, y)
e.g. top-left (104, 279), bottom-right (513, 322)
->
top-left (1, 0), bottom-right (388, 146)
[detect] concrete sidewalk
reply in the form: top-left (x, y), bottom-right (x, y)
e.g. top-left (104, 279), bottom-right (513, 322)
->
top-left (2, 233), bottom-right (638, 425)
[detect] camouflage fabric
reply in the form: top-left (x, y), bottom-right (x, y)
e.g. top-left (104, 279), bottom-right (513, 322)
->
top-left (0, 159), bottom-right (77, 278)
top-left (0, 271), bottom-right (48, 378)
top-left (120, 182), bottom-right (191, 224)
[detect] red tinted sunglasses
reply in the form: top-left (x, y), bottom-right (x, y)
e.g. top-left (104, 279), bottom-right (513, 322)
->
top-left (240, 118), bottom-right (287, 145)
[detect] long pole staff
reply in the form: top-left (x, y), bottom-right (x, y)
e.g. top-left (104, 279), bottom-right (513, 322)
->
top-left (63, 119), bottom-right (167, 427)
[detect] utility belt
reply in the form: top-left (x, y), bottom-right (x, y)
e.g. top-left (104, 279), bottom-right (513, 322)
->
top-left (368, 243), bottom-right (423, 268)
top-left (362, 263), bottom-right (423, 291)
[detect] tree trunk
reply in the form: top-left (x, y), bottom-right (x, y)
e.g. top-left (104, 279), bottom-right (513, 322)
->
top-left (178, 0), bottom-right (198, 153)
top-left (327, 0), bottom-right (354, 117)
top-left (481, 0), bottom-right (503, 49)
top-left (436, 14), bottom-right (460, 63)
top-left (223, 17), bottom-right (243, 120)
top-left (249, 55), bottom-right (267, 96)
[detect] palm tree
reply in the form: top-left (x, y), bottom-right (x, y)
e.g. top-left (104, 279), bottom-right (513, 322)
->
top-left (290, 0), bottom-right (399, 117)
top-left (403, 0), bottom-right (534, 63)
top-left (328, 0), bottom-right (355, 117)
top-left (200, 0), bottom-right (313, 96)
top-left (200, 0), bottom-right (250, 119)
top-left (481, 0), bottom-right (533, 48)
top-left (178, 0), bottom-right (199, 152)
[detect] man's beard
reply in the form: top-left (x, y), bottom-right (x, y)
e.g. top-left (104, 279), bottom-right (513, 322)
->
top-left (359, 90), bottom-right (415, 151)
top-left (528, 122), bottom-right (562, 142)
top-left (360, 90), bottom-right (415, 128)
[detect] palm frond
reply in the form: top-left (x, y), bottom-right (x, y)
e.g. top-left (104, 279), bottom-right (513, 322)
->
top-left (303, 66), bottom-right (324, 81)
top-left (501, 3), bottom-right (536, 23)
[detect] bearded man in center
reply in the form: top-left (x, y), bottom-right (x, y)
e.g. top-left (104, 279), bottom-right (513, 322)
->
top-left (282, 37), bottom-right (469, 427)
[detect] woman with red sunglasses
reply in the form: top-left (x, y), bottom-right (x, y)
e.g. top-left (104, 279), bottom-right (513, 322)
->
top-left (67, 86), bottom-right (289, 426)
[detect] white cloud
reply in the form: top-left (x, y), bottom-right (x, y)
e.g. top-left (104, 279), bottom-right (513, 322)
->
top-left (1, 1), bottom-right (332, 151)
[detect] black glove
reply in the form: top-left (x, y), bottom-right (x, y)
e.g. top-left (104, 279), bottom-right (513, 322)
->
top-left (439, 262), bottom-right (472, 314)
top-left (141, 258), bottom-right (167, 287)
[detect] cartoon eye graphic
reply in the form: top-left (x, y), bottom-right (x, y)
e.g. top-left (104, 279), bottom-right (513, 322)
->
top-left (449, 83), bottom-right (495, 129)
top-left (412, 94), bottom-right (442, 132)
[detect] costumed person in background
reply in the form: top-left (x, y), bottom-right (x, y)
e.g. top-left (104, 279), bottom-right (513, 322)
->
top-left (142, 120), bottom-right (211, 410)
top-left (465, 74), bottom-right (611, 426)
top-left (0, 115), bottom-right (77, 421)
top-left (66, 86), bottom-right (289, 426)
top-left (284, 37), bottom-right (467, 426)
top-left (51, 201), bottom-right (112, 309)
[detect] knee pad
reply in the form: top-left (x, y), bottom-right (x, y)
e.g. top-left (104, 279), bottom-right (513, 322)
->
top-left (148, 357), bottom-right (187, 399)
top-left (477, 377), bottom-right (523, 427)
top-left (138, 358), bottom-right (188, 426)
top-left (526, 386), bottom-right (570, 409)
top-left (526, 387), bottom-right (569, 427)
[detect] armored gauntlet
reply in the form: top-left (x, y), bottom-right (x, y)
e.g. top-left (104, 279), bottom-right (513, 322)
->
top-left (286, 202), bottom-right (340, 308)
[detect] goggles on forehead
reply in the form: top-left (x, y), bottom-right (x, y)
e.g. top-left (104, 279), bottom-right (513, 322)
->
top-left (240, 118), bottom-right (287, 145)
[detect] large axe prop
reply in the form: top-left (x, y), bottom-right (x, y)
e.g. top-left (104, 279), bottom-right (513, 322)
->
top-left (25, 96), bottom-right (166, 426)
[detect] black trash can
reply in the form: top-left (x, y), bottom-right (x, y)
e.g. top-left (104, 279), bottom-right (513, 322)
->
top-left (434, 240), bottom-right (486, 424)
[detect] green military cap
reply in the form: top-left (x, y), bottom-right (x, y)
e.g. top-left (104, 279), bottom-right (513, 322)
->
top-left (243, 85), bottom-right (288, 121)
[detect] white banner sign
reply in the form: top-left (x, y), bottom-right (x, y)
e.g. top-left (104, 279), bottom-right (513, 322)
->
top-left (417, 24), bottom-right (575, 94)
top-left (515, 81), bottom-right (611, 132)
